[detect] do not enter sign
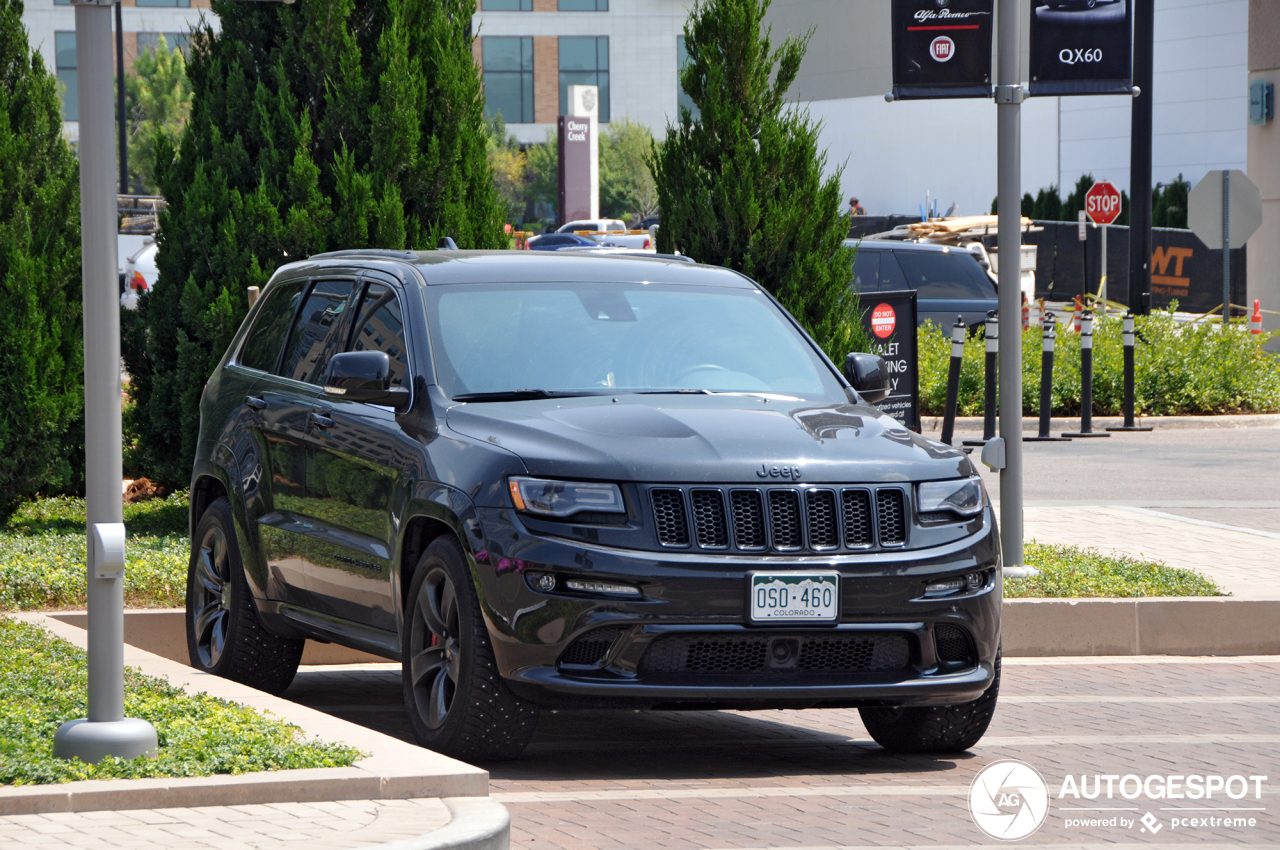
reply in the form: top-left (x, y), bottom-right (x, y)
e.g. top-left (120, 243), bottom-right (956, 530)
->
top-left (871, 303), bottom-right (897, 338)
top-left (1084, 181), bottom-right (1122, 226)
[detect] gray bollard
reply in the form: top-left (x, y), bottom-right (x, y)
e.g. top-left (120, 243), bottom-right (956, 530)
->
top-left (1024, 313), bottom-right (1072, 442)
top-left (939, 316), bottom-right (965, 445)
top-left (964, 311), bottom-right (998, 447)
top-left (1063, 311), bottom-right (1110, 438)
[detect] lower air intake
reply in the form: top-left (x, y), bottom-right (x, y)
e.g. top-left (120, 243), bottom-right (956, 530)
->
top-left (934, 624), bottom-right (974, 665)
top-left (559, 627), bottom-right (623, 667)
top-left (639, 633), bottom-right (910, 675)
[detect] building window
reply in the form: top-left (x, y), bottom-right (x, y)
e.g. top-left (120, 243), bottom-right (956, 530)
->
top-left (677, 36), bottom-right (699, 119)
top-left (482, 0), bottom-right (532, 9)
top-left (559, 36), bottom-right (608, 122)
top-left (483, 37), bottom-right (534, 124)
top-left (55, 32), bottom-right (76, 122)
top-left (54, 0), bottom-right (70, 6)
top-left (559, 0), bottom-right (608, 10)
top-left (136, 0), bottom-right (192, 7)
top-left (137, 33), bottom-right (191, 55)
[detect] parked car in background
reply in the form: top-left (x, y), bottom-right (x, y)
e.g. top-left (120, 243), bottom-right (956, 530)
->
top-left (557, 218), bottom-right (653, 250)
top-left (527, 233), bottom-right (607, 251)
top-left (845, 239), bottom-right (998, 331)
top-left (188, 249), bottom-right (1001, 762)
top-left (121, 241), bottom-right (158, 310)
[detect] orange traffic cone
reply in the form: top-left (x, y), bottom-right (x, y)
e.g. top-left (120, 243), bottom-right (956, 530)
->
top-left (1252, 300), bottom-right (1263, 335)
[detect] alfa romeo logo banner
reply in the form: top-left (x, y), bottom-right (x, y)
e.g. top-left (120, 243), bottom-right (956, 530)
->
top-left (1029, 0), bottom-right (1133, 96)
top-left (891, 0), bottom-right (994, 100)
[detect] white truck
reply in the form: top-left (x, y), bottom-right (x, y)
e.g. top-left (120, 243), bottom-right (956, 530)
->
top-left (556, 218), bottom-right (656, 250)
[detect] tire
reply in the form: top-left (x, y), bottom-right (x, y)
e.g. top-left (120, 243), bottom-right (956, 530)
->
top-left (402, 536), bottom-right (539, 761)
top-left (858, 651), bottom-right (1000, 754)
top-left (186, 497), bottom-right (304, 694)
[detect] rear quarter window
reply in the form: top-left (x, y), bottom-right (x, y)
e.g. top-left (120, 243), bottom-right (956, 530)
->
top-left (239, 280), bottom-right (306, 372)
top-left (894, 251), bottom-right (997, 299)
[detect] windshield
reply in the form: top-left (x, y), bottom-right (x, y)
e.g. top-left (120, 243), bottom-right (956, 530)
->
top-left (424, 282), bottom-right (846, 400)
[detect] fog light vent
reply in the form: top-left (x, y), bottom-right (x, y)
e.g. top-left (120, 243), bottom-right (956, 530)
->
top-left (559, 627), bottom-right (623, 667)
top-left (934, 624), bottom-right (974, 665)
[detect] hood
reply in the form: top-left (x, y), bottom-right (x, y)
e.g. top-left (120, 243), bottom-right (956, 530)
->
top-left (445, 394), bottom-right (974, 485)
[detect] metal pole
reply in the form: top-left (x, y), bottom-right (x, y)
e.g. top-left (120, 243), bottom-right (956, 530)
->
top-left (1222, 170), bottom-right (1231, 324)
top-left (115, 1), bottom-right (127, 195)
top-left (1129, 0), bottom-right (1154, 315)
top-left (1099, 223), bottom-right (1107, 315)
top-left (53, 0), bottom-right (157, 765)
top-left (995, 0), bottom-right (1025, 571)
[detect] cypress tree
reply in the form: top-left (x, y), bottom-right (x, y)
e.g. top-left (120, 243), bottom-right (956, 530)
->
top-left (651, 0), bottom-right (866, 362)
top-left (123, 0), bottom-right (507, 487)
top-left (0, 0), bottom-right (83, 520)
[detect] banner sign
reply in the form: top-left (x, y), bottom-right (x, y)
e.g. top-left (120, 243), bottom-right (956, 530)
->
top-left (1029, 0), bottom-right (1133, 96)
top-left (557, 116), bottom-right (592, 224)
top-left (861, 290), bottom-right (921, 432)
top-left (891, 0), bottom-right (994, 100)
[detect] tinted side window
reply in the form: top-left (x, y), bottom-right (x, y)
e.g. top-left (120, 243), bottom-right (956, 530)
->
top-left (878, 251), bottom-right (909, 291)
top-left (279, 279), bottom-right (355, 384)
top-left (851, 250), bottom-right (880, 294)
top-left (240, 280), bottom-right (306, 372)
top-left (349, 283), bottom-right (408, 388)
top-left (895, 251), bottom-right (997, 299)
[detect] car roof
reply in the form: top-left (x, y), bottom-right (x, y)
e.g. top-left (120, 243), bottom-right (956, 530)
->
top-left (291, 249), bottom-right (755, 288)
top-left (843, 238), bottom-right (973, 254)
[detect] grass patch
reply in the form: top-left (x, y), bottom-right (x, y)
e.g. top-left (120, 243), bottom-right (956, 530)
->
top-left (0, 493), bottom-right (189, 611)
top-left (0, 618), bottom-right (361, 785)
top-left (1004, 542), bottom-right (1224, 598)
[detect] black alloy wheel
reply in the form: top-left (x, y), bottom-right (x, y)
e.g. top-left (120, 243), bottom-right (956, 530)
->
top-left (407, 567), bottom-right (462, 730)
top-left (191, 523), bottom-right (232, 668)
top-left (401, 536), bottom-right (539, 760)
top-left (184, 496), bottom-right (304, 694)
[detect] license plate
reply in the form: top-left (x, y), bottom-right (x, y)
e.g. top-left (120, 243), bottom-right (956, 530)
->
top-left (749, 572), bottom-right (839, 623)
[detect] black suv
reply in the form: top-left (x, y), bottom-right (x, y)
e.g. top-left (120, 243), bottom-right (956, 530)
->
top-left (188, 250), bottom-right (1001, 760)
top-left (847, 239), bottom-right (999, 330)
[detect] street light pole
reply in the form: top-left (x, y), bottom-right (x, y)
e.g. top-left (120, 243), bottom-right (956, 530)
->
top-left (54, 0), bottom-right (157, 764)
top-left (115, 0), bottom-right (127, 195)
top-left (995, 0), bottom-right (1024, 573)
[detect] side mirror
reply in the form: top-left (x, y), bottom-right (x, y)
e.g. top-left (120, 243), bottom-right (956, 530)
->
top-left (843, 352), bottom-right (891, 404)
top-left (323, 351), bottom-right (410, 408)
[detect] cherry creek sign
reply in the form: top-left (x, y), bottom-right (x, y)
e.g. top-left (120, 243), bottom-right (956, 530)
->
top-left (1029, 0), bottom-right (1133, 96)
top-left (890, 0), bottom-right (994, 100)
top-left (860, 290), bottom-right (921, 432)
top-left (558, 116), bottom-right (592, 223)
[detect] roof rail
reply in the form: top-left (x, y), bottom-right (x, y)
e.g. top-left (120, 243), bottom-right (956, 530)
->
top-left (307, 249), bottom-right (419, 261)
top-left (438, 237), bottom-right (458, 250)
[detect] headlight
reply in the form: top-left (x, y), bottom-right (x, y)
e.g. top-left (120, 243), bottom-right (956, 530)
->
top-left (917, 477), bottom-right (985, 517)
top-left (508, 477), bottom-right (625, 518)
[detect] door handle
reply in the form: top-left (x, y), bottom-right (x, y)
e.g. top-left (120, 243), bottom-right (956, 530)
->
top-left (309, 411), bottom-right (334, 429)
top-left (244, 396), bottom-right (267, 410)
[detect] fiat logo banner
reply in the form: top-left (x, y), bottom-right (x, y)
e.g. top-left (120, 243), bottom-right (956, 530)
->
top-left (890, 0), bottom-right (994, 100)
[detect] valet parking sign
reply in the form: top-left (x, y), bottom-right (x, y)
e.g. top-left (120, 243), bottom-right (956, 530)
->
top-left (861, 290), bottom-right (920, 432)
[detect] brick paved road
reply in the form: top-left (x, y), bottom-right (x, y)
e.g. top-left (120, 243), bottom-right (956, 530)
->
top-left (283, 656), bottom-right (1280, 848)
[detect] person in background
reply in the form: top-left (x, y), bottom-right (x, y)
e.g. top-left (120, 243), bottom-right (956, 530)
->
top-left (849, 197), bottom-right (865, 216)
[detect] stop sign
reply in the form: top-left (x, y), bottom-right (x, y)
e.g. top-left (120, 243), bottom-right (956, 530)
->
top-left (1084, 181), bottom-right (1123, 226)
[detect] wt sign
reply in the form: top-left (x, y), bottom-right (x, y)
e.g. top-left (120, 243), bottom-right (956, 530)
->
top-left (871, 303), bottom-right (897, 338)
top-left (1085, 181), bottom-right (1122, 226)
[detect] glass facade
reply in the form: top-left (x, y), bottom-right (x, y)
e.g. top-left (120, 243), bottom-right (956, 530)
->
top-left (559, 36), bottom-right (608, 123)
top-left (481, 0), bottom-right (532, 9)
top-left (136, 0), bottom-right (192, 8)
top-left (558, 0), bottom-right (608, 9)
top-left (483, 37), bottom-right (535, 124)
top-left (55, 31), bottom-right (76, 122)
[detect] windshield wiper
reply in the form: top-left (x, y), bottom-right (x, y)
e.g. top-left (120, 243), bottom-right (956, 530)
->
top-left (452, 389), bottom-right (604, 402)
top-left (631, 388), bottom-right (711, 395)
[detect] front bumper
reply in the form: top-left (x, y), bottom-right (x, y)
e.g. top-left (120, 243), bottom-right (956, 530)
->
top-left (472, 506), bottom-right (1001, 710)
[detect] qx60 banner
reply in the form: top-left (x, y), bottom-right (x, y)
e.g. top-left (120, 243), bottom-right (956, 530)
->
top-left (892, 0), bottom-right (1132, 100)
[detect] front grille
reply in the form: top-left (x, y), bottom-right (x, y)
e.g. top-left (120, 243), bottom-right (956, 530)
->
top-left (934, 624), bottom-right (974, 665)
top-left (639, 633), bottom-right (911, 676)
top-left (650, 485), bottom-right (909, 552)
top-left (730, 490), bottom-right (767, 549)
top-left (876, 489), bottom-right (906, 545)
top-left (559, 627), bottom-right (623, 667)
top-left (690, 489), bottom-right (728, 548)
top-left (768, 490), bottom-right (803, 550)
top-left (651, 489), bottom-right (689, 547)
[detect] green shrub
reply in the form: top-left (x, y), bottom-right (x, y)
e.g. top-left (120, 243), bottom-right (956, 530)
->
top-left (918, 310), bottom-right (1280, 417)
top-left (0, 494), bottom-right (189, 610)
top-left (123, 0), bottom-right (507, 488)
top-left (1005, 542), bottom-right (1222, 598)
top-left (0, 0), bottom-right (84, 522)
top-left (0, 618), bottom-right (361, 785)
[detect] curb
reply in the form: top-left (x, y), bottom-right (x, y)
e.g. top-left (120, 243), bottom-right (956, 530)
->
top-left (1, 613), bottom-right (489, 816)
top-left (921, 412), bottom-right (1280, 432)
top-left (1003, 597), bottom-right (1280, 657)
top-left (359, 797), bottom-right (510, 850)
